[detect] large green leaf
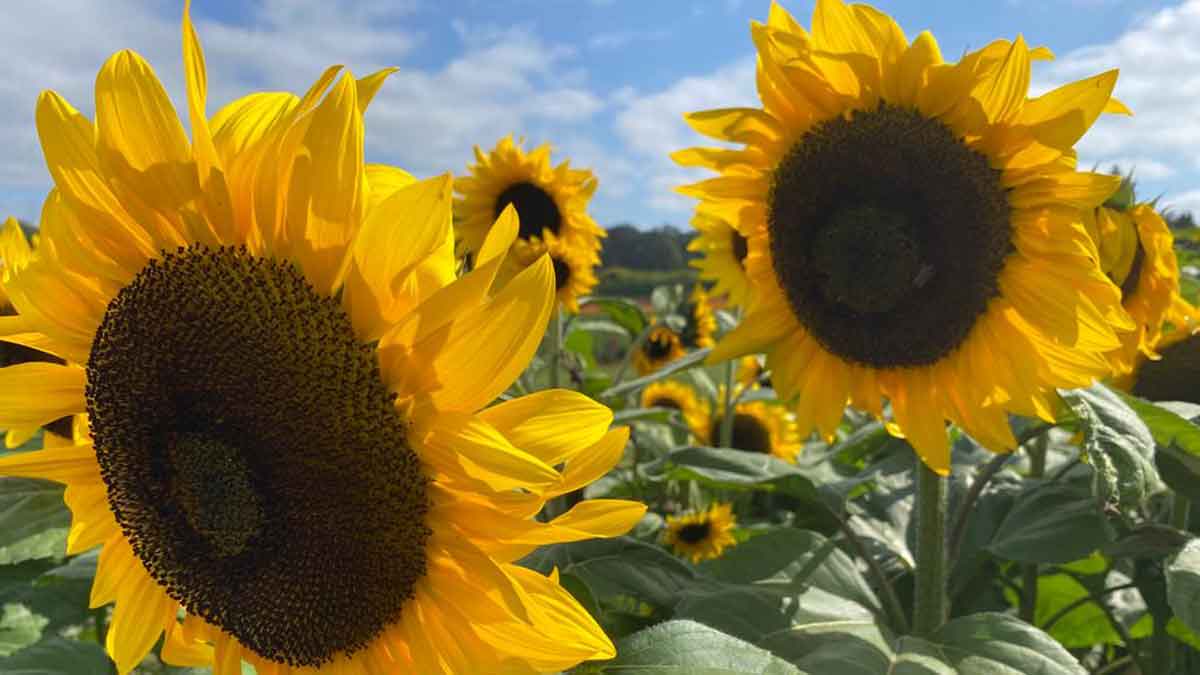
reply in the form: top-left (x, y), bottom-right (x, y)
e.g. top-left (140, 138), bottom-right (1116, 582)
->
top-left (988, 481), bottom-right (1114, 564)
top-left (1167, 538), bottom-right (1200, 634)
top-left (1060, 386), bottom-right (1162, 510)
top-left (0, 479), bottom-right (70, 560)
top-left (584, 297), bottom-right (649, 338)
top-left (1120, 395), bottom-right (1200, 500)
top-left (0, 604), bottom-right (47, 658)
top-left (932, 613), bottom-right (1087, 674)
top-left (584, 620), bottom-right (802, 674)
top-left (0, 637), bottom-right (112, 674)
top-left (645, 448), bottom-right (836, 513)
top-left (598, 348), bottom-right (712, 399)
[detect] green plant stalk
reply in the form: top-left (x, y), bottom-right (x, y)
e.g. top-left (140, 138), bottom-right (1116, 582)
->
top-left (549, 304), bottom-right (564, 389)
top-left (719, 358), bottom-right (736, 448)
top-left (832, 509), bottom-right (910, 634)
top-left (1152, 614), bottom-right (1172, 675)
top-left (1172, 493), bottom-right (1191, 532)
top-left (913, 461), bottom-right (948, 637)
top-left (1019, 435), bottom-right (1049, 623)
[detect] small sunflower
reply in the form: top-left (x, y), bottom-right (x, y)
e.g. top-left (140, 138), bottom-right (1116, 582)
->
top-left (0, 218), bottom-right (72, 447)
top-left (640, 380), bottom-right (711, 439)
top-left (510, 230), bottom-right (597, 313)
top-left (676, 0), bottom-right (1133, 473)
top-left (1116, 302), bottom-right (1200, 402)
top-left (455, 136), bottom-right (604, 261)
top-left (634, 325), bottom-right (687, 376)
top-left (1084, 201), bottom-right (1181, 374)
top-left (680, 283), bottom-right (718, 350)
top-left (701, 399), bottom-right (802, 463)
top-left (688, 214), bottom-right (754, 307)
top-left (736, 354), bottom-right (766, 391)
top-left (663, 503), bottom-right (738, 563)
top-left (0, 7), bottom-right (645, 674)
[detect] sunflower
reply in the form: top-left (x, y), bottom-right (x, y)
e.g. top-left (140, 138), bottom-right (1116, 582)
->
top-left (688, 213), bottom-right (754, 307)
top-left (0, 7), bottom-right (645, 674)
top-left (701, 398), bottom-right (802, 463)
top-left (663, 503), bottom-right (738, 563)
top-left (736, 354), bottom-right (766, 391)
top-left (510, 230), bottom-right (597, 313)
top-left (1084, 201), bottom-right (1181, 374)
top-left (633, 325), bottom-right (687, 376)
top-left (455, 136), bottom-right (604, 262)
top-left (0, 218), bottom-right (73, 447)
top-left (674, 0), bottom-right (1133, 473)
top-left (1115, 302), bottom-right (1200, 402)
top-left (640, 380), bottom-right (711, 439)
top-left (680, 283), bottom-right (718, 350)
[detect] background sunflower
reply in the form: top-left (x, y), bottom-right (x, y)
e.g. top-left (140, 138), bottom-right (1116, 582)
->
top-left (688, 214), bottom-right (755, 308)
top-left (663, 503), bottom-right (738, 563)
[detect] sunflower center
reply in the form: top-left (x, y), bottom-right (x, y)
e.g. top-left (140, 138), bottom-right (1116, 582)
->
top-left (648, 396), bottom-right (682, 411)
top-left (1133, 334), bottom-right (1200, 404)
top-left (552, 255), bottom-right (572, 291)
top-left (677, 521), bottom-right (712, 544)
top-left (731, 230), bottom-right (749, 269)
top-left (86, 245), bottom-right (430, 667)
top-left (494, 181), bottom-right (562, 240)
top-left (768, 103), bottom-right (1011, 368)
top-left (710, 413), bottom-right (772, 454)
top-left (644, 330), bottom-right (676, 359)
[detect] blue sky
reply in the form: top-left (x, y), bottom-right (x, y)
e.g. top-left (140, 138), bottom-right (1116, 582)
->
top-left (1, 0), bottom-right (1198, 229)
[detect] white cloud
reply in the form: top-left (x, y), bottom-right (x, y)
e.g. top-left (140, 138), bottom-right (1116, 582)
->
top-left (1165, 189), bottom-right (1200, 217)
top-left (1036, 0), bottom-right (1200, 215)
top-left (611, 57), bottom-right (756, 218)
top-left (1087, 157), bottom-right (1176, 180)
top-left (587, 29), bottom-right (669, 51)
top-left (0, 1), bottom-right (609, 221)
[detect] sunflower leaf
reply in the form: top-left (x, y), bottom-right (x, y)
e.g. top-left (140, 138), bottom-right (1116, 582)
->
top-left (587, 620), bottom-right (802, 674)
top-left (0, 604), bottom-right (47, 658)
top-left (1117, 394), bottom-right (1200, 500)
top-left (0, 637), bottom-right (112, 674)
top-left (988, 479), bottom-right (1115, 564)
top-left (1060, 385), bottom-right (1163, 511)
top-left (1167, 538), bottom-right (1200, 635)
top-left (583, 297), bottom-right (648, 338)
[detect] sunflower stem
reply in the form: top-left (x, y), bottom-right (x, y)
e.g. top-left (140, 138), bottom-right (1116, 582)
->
top-left (719, 358), bottom-right (736, 448)
top-left (1019, 435), bottom-right (1049, 624)
top-left (1172, 493), bottom-right (1191, 532)
top-left (913, 461), bottom-right (948, 637)
top-left (549, 304), bottom-right (564, 390)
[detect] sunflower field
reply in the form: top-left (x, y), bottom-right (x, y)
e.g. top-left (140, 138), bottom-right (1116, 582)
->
top-left (2, 0), bottom-right (1200, 674)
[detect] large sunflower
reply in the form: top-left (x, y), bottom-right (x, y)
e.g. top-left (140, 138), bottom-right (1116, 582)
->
top-left (688, 213), bottom-right (754, 307)
top-left (640, 379), bottom-right (711, 440)
top-left (700, 398), bottom-right (802, 464)
top-left (0, 218), bottom-right (72, 447)
top-left (0, 7), bottom-right (644, 674)
top-left (663, 503), bottom-right (738, 563)
top-left (455, 136), bottom-right (604, 262)
top-left (510, 230), bottom-right (598, 313)
top-left (1084, 201), bottom-right (1182, 374)
top-left (675, 0), bottom-right (1133, 473)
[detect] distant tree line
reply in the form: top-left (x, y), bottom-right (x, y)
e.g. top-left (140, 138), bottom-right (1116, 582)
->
top-left (601, 224), bottom-right (696, 271)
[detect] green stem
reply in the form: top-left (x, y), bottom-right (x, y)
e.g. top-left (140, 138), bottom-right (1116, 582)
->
top-left (913, 461), bottom-right (948, 637)
top-left (1019, 435), bottom-right (1049, 623)
top-left (1152, 614), bottom-right (1173, 675)
top-left (719, 358), bottom-right (736, 448)
top-left (1172, 493), bottom-right (1191, 532)
top-left (549, 304), bottom-right (563, 389)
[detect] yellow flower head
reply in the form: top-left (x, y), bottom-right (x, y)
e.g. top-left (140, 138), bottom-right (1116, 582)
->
top-left (1116, 301), bottom-right (1200, 402)
top-left (455, 135), bottom-right (604, 262)
top-left (510, 229), bottom-right (598, 313)
top-left (664, 503), bottom-right (738, 563)
top-left (702, 396), bottom-right (802, 464)
top-left (640, 379), bottom-right (712, 440)
top-left (736, 354), bottom-right (766, 390)
top-left (634, 325), bottom-right (688, 376)
top-left (688, 213), bottom-right (754, 307)
top-left (0, 6), bottom-right (644, 674)
top-left (675, 0), bottom-right (1134, 474)
top-left (681, 283), bottom-right (718, 350)
top-left (1084, 202), bottom-right (1182, 374)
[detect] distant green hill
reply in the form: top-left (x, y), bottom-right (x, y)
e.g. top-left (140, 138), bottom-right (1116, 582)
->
top-left (596, 224), bottom-right (698, 297)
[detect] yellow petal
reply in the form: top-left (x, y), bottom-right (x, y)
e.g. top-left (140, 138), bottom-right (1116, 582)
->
top-left (1021, 70), bottom-right (1119, 149)
top-left (356, 68), bottom-right (399, 113)
top-left (0, 443), bottom-right (98, 484)
top-left (107, 574), bottom-right (172, 675)
top-left (973, 35), bottom-right (1030, 124)
top-left (0, 364), bottom-right (85, 430)
top-left (285, 71), bottom-right (365, 295)
top-left (408, 254), bottom-right (554, 412)
top-left (477, 389), bottom-right (612, 466)
top-left (550, 427), bottom-right (629, 498)
top-left (0, 218), bottom-right (32, 271)
top-left (412, 411), bottom-right (559, 491)
top-left (342, 174), bottom-right (454, 340)
top-left (682, 108), bottom-right (784, 145)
